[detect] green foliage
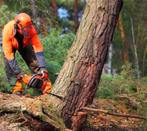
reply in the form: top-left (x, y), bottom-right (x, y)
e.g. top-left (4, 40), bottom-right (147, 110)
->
top-left (0, 5), bottom-right (15, 33)
top-left (96, 63), bottom-right (145, 99)
top-left (96, 75), bottom-right (115, 99)
top-left (15, 52), bottom-right (31, 74)
top-left (24, 88), bottom-right (42, 96)
top-left (0, 53), bottom-right (10, 92)
top-left (41, 29), bottom-right (75, 82)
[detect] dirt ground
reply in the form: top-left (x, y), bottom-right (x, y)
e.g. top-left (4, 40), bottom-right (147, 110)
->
top-left (86, 99), bottom-right (147, 131)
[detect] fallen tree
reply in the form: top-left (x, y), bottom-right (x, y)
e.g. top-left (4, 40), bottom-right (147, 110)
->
top-left (0, 0), bottom-right (123, 130)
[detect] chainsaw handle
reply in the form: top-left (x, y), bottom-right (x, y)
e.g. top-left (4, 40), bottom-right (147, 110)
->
top-left (27, 73), bottom-right (44, 89)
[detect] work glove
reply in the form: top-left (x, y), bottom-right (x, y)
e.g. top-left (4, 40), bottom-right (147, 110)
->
top-left (21, 74), bottom-right (32, 84)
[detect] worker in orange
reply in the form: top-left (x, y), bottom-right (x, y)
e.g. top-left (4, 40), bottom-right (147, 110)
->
top-left (2, 13), bottom-right (51, 94)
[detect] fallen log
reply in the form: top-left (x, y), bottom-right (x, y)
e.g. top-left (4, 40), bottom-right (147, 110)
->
top-left (0, 93), bottom-right (68, 131)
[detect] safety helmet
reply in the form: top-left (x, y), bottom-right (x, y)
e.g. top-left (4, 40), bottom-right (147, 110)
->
top-left (14, 13), bottom-right (32, 28)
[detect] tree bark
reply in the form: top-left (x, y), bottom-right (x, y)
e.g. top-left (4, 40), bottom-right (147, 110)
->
top-left (31, 0), bottom-right (37, 21)
top-left (107, 43), bottom-right (112, 74)
top-left (50, 0), bottom-right (57, 16)
top-left (74, 0), bottom-right (79, 31)
top-left (0, 0), bottom-right (123, 130)
top-left (50, 0), bottom-right (123, 129)
top-left (0, 0), bottom-right (3, 7)
top-left (118, 14), bottom-right (129, 63)
top-left (130, 17), bottom-right (140, 79)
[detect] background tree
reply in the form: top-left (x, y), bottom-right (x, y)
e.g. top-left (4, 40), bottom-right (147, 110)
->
top-left (118, 14), bottom-right (129, 63)
top-left (31, 0), bottom-right (37, 22)
top-left (74, 0), bottom-right (79, 31)
top-left (50, 0), bottom-right (57, 16)
top-left (114, 0), bottom-right (147, 76)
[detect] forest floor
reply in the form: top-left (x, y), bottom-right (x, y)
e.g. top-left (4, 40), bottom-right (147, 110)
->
top-left (0, 90), bottom-right (146, 131)
top-left (86, 97), bottom-right (147, 131)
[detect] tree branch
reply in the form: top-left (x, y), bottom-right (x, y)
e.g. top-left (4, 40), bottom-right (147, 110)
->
top-left (81, 107), bottom-right (147, 120)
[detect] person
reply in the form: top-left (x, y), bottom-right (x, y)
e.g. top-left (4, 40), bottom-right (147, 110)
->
top-left (2, 13), bottom-right (51, 94)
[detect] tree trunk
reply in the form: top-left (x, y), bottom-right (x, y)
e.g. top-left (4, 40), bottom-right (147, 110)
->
top-left (74, 0), bottom-right (79, 31)
top-left (108, 43), bottom-right (113, 75)
top-left (0, 0), bottom-right (3, 7)
top-left (118, 14), bottom-right (129, 63)
top-left (51, 0), bottom-right (123, 129)
top-left (0, 0), bottom-right (123, 130)
top-left (50, 0), bottom-right (57, 16)
top-left (31, 0), bottom-right (37, 21)
top-left (130, 17), bottom-right (140, 79)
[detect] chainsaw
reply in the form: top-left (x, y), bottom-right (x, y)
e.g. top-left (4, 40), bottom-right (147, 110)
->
top-left (22, 73), bottom-right (63, 99)
top-left (22, 72), bottom-right (47, 89)
top-left (27, 73), bottom-right (46, 89)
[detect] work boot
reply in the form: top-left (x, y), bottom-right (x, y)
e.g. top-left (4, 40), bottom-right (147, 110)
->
top-left (42, 81), bottom-right (52, 94)
top-left (12, 80), bottom-right (23, 95)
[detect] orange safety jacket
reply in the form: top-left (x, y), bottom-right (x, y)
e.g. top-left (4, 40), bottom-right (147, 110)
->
top-left (2, 20), bottom-right (43, 61)
top-left (2, 20), bottom-right (45, 76)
